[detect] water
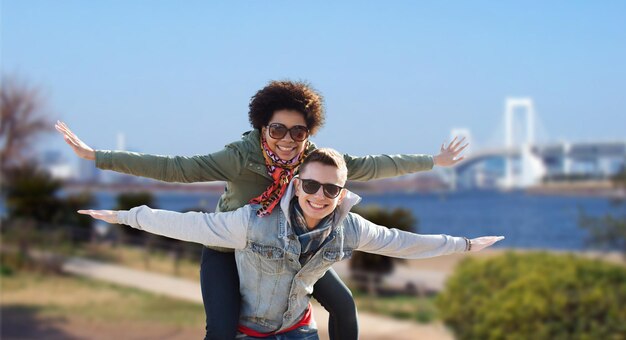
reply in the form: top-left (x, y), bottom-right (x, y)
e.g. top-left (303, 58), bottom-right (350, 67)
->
top-left (83, 190), bottom-right (623, 251)
top-left (360, 191), bottom-right (623, 250)
top-left (91, 191), bottom-right (221, 213)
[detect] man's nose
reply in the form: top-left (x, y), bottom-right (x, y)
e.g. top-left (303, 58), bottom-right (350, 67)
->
top-left (313, 186), bottom-right (325, 198)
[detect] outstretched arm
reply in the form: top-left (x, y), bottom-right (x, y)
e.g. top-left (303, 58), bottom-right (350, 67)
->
top-left (350, 214), bottom-right (503, 259)
top-left (56, 121), bottom-right (243, 183)
top-left (343, 136), bottom-right (468, 181)
top-left (78, 205), bottom-right (252, 249)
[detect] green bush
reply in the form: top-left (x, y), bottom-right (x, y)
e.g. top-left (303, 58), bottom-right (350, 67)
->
top-left (436, 252), bottom-right (626, 340)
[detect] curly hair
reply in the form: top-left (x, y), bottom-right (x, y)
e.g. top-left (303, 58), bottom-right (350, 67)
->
top-left (248, 80), bottom-right (325, 135)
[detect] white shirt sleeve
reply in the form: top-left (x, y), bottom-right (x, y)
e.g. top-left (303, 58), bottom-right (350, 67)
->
top-left (352, 213), bottom-right (467, 259)
top-left (117, 205), bottom-right (251, 249)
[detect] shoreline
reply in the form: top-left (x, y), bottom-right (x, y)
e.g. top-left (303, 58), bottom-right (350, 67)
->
top-left (526, 181), bottom-right (625, 198)
top-left (60, 179), bottom-right (626, 198)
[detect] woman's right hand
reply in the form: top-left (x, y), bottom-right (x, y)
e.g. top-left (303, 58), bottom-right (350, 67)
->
top-left (55, 121), bottom-right (96, 161)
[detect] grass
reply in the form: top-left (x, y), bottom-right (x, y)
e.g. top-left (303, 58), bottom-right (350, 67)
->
top-left (1, 269), bottom-right (205, 327)
top-left (352, 290), bottom-right (440, 323)
top-left (2, 236), bottom-right (441, 325)
top-left (2, 224), bottom-right (203, 281)
top-left (76, 243), bottom-right (201, 281)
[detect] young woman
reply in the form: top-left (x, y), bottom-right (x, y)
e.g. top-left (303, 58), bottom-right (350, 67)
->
top-left (56, 80), bottom-right (467, 340)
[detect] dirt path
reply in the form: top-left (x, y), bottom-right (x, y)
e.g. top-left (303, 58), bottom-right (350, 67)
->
top-left (59, 256), bottom-right (454, 340)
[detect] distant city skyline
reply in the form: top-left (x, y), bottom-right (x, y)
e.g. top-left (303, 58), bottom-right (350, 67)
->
top-left (3, 1), bottom-right (625, 166)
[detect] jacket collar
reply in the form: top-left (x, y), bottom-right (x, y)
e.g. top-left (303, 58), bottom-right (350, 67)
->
top-left (280, 176), bottom-right (361, 228)
top-left (240, 130), bottom-right (263, 163)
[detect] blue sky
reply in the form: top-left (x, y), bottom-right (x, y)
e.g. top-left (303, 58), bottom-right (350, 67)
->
top-left (2, 1), bottom-right (625, 162)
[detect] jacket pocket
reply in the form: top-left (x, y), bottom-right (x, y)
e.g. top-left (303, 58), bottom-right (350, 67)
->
top-left (250, 242), bottom-right (285, 274)
top-left (322, 249), bottom-right (353, 263)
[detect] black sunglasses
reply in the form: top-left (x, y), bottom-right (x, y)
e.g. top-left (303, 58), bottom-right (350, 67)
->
top-left (267, 123), bottom-right (309, 142)
top-left (300, 178), bottom-right (344, 199)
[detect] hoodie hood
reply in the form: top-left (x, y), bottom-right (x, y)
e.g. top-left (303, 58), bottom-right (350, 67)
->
top-left (280, 175), bottom-right (361, 228)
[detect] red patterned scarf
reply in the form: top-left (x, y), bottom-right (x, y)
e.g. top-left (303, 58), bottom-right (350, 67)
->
top-left (249, 135), bottom-right (310, 217)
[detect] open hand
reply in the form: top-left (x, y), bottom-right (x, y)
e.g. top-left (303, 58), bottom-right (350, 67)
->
top-left (78, 209), bottom-right (120, 224)
top-left (469, 236), bottom-right (505, 252)
top-left (55, 121), bottom-right (96, 161)
top-left (433, 136), bottom-right (468, 167)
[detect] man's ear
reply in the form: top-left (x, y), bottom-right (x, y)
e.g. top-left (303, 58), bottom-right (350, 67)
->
top-left (337, 188), bottom-right (348, 205)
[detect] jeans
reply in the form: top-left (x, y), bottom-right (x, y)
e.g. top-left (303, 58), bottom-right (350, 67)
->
top-left (312, 268), bottom-right (359, 340)
top-left (201, 247), bottom-right (241, 340)
top-left (200, 247), bottom-right (358, 340)
top-left (236, 326), bottom-right (319, 340)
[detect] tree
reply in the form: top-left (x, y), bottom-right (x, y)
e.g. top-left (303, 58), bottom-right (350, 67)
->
top-left (349, 205), bottom-right (417, 294)
top-left (113, 192), bottom-right (156, 244)
top-left (2, 163), bottom-right (93, 271)
top-left (2, 162), bottom-right (63, 223)
top-left (114, 192), bottom-right (159, 269)
top-left (2, 163), bottom-right (94, 232)
top-left (0, 76), bottom-right (53, 176)
top-left (579, 168), bottom-right (626, 258)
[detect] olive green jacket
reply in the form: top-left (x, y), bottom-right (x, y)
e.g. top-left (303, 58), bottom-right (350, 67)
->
top-left (96, 129), bottom-right (434, 214)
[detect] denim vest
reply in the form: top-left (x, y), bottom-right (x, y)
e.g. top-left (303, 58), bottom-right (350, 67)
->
top-left (235, 204), bottom-right (357, 333)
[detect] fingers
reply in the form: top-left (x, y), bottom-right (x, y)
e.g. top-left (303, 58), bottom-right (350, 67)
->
top-left (77, 209), bottom-right (104, 217)
top-left (77, 209), bottom-right (98, 216)
top-left (56, 121), bottom-right (95, 160)
top-left (450, 137), bottom-right (466, 150)
top-left (56, 122), bottom-right (76, 142)
top-left (483, 236), bottom-right (504, 244)
top-left (470, 236), bottom-right (505, 251)
top-left (64, 135), bottom-right (79, 148)
top-left (448, 136), bottom-right (458, 148)
top-left (455, 143), bottom-right (469, 154)
top-left (477, 236), bottom-right (505, 242)
top-left (78, 210), bottom-right (99, 220)
top-left (55, 122), bottom-right (68, 136)
top-left (444, 141), bottom-right (469, 166)
top-left (55, 120), bottom-right (70, 134)
top-left (56, 121), bottom-right (80, 141)
top-left (78, 209), bottom-right (118, 223)
top-left (59, 129), bottom-right (80, 149)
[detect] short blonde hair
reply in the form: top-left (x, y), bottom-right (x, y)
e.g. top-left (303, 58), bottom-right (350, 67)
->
top-left (299, 148), bottom-right (347, 182)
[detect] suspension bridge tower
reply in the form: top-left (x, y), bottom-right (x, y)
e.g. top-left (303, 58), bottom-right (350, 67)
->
top-left (502, 97), bottom-right (546, 189)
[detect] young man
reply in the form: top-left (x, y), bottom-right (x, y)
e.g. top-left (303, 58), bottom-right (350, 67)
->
top-left (79, 148), bottom-right (503, 339)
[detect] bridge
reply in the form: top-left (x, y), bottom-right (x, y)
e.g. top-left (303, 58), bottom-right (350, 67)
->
top-left (446, 98), bottom-right (626, 190)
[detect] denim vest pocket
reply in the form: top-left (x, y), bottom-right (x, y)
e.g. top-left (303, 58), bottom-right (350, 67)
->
top-left (322, 249), bottom-right (353, 263)
top-left (250, 242), bottom-right (285, 274)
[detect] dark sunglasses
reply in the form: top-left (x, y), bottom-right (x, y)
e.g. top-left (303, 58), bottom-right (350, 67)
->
top-left (267, 123), bottom-right (309, 142)
top-left (300, 178), bottom-right (344, 199)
